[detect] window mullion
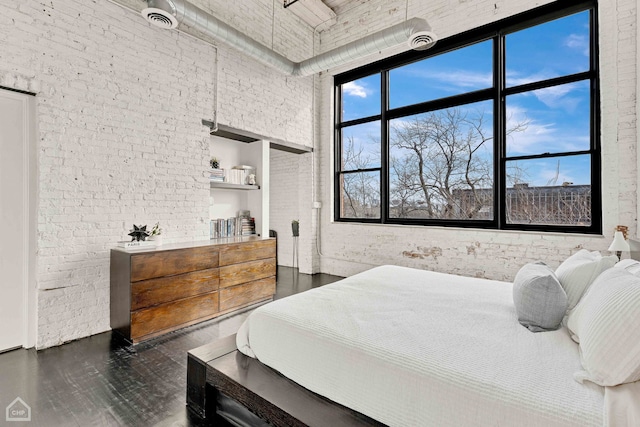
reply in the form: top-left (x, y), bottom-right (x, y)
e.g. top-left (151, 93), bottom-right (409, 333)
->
top-left (495, 33), bottom-right (505, 229)
top-left (334, 84), bottom-right (343, 220)
top-left (381, 70), bottom-right (389, 224)
top-left (589, 6), bottom-right (602, 233)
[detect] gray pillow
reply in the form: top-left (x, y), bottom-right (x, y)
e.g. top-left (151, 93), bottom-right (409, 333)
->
top-left (513, 262), bottom-right (568, 332)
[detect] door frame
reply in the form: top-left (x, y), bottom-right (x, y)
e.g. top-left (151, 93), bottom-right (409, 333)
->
top-left (1, 86), bottom-right (37, 349)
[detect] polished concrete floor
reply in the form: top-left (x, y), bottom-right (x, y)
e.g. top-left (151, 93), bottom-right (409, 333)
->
top-left (0, 266), bottom-right (344, 427)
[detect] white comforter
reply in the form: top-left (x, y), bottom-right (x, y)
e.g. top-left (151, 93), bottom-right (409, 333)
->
top-left (236, 265), bottom-right (606, 426)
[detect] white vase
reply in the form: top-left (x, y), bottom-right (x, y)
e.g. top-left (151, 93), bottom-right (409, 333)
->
top-left (149, 235), bottom-right (163, 246)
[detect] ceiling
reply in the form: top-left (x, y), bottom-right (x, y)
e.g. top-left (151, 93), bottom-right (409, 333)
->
top-left (319, 0), bottom-right (354, 10)
top-left (284, 0), bottom-right (358, 31)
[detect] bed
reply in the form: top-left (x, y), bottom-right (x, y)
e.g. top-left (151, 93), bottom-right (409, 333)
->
top-left (186, 254), bottom-right (640, 426)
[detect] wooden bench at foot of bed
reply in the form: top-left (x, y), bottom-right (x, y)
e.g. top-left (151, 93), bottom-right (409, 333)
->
top-left (186, 334), bottom-right (386, 427)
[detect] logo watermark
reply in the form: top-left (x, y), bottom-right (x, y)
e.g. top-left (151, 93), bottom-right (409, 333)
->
top-left (6, 397), bottom-right (31, 422)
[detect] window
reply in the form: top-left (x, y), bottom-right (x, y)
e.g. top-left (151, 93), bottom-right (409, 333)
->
top-left (334, 1), bottom-right (600, 233)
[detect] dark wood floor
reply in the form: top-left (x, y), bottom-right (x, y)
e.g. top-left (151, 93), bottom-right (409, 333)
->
top-left (0, 266), bottom-right (343, 427)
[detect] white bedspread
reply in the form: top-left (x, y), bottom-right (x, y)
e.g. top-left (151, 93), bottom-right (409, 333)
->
top-left (236, 265), bottom-right (606, 426)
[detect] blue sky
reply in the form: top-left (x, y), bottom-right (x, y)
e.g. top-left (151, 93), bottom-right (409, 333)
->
top-left (341, 10), bottom-right (592, 187)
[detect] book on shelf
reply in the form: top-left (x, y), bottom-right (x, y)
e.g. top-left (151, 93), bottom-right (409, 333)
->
top-left (240, 217), bottom-right (256, 235)
top-left (237, 210), bottom-right (256, 236)
top-left (226, 168), bottom-right (246, 185)
top-left (209, 166), bottom-right (258, 186)
top-left (210, 211), bottom-right (256, 239)
top-left (209, 168), bottom-right (225, 182)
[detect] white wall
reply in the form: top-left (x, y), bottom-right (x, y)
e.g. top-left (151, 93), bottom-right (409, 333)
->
top-left (270, 150), bottom-right (300, 267)
top-left (308, 0), bottom-right (639, 279)
top-left (0, 0), bottom-right (314, 348)
top-left (269, 148), bottom-right (317, 272)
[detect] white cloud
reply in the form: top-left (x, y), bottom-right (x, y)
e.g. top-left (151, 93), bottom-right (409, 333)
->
top-left (343, 81), bottom-right (369, 98)
top-left (427, 70), bottom-right (493, 89)
top-left (564, 33), bottom-right (589, 56)
top-left (505, 105), bottom-right (555, 154)
top-left (399, 68), bottom-right (492, 94)
top-left (532, 84), bottom-right (584, 113)
top-left (506, 69), bottom-right (554, 87)
top-left (506, 69), bottom-right (588, 112)
top-left (505, 104), bottom-right (588, 155)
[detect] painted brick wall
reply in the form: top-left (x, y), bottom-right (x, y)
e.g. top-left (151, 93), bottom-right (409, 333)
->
top-left (311, 0), bottom-right (638, 279)
top-left (0, 0), bottom-right (313, 348)
top-left (269, 149), bottom-right (300, 267)
top-left (2, 0), bottom-right (636, 347)
top-left (269, 148), bottom-right (318, 273)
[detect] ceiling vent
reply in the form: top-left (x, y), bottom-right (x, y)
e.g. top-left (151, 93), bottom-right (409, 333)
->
top-left (141, 7), bottom-right (178, 29)
top-left (408, 30), bottom-right (437, 51)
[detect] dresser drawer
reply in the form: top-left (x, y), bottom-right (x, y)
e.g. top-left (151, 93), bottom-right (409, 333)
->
top-left (219, 239), bottom-right (276, 266)
top-left (131, 268), bottom-right (219, 311)
top-left (219, 258), bottom-right (276, 289)
top-left (130, 247), bottom-right (219, 282)
top-left (130, 292), bottom-right (219, 341)
top-left (220, 277), bottom-right (275, 311)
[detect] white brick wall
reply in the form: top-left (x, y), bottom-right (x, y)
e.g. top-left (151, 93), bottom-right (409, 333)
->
top-left (0, 0), bottom-right (313, 348)
top-left (269, 149), bottom-right (300, 267)
top-left (269, 147), bottom-right (317, 274)
top-left (311, 0), bottom-right (638, 279)
top-left (1, 0), bottom-right (636, 348)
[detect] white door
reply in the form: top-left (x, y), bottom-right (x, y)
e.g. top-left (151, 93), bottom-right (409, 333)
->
top-left (0, 89), bottom-right (32, 352)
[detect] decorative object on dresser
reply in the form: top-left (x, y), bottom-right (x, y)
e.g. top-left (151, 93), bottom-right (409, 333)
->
top-left (110, 237), bottom-right (276, 343)
top-left (128, 224), bottom-right (150, 241)
top-left (116, 240), bottom-right (157, 250)
top-left (116, 223), bottom-right (161, 250)
top-left (148, 222), bottom-right (163, 246)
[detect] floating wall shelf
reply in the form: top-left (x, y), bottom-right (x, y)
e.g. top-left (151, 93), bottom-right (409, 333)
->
top-left (208, 123), bottom-right (313, 155)
top-left (210, 181), bottom-right (260, 190)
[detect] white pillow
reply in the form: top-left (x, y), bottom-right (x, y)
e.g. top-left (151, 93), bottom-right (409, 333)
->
top-left (614, 259), bottom-right (640, 275)
top-left (512, 262), bottom-right (567, 332)
top-left (567, 267), bottom-right (640, 386)
top-left (555, 249), bottom-right (617, 310)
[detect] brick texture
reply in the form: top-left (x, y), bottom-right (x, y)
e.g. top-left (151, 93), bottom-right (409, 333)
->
top-left (270, 150), bottom-right (300, 267)
top-left (0, 0), bottom-right (313, 348)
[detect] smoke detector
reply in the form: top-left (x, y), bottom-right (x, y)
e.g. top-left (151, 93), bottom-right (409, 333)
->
top-left (141, 7), bottom-right (178, 29)
top-left (408, 31), bottom-right (437, 51)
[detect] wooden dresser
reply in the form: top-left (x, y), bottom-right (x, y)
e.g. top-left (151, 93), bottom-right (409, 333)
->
top-left (110, 237), bottom-right (276, 343)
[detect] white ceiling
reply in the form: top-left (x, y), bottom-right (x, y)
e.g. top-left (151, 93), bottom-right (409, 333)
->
top-left (285, 0), bottom-right (357, 31)
top-left (321, 0), bottom-right (354, 10)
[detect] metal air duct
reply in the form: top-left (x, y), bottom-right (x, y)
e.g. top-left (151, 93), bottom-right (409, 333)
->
top-left (142, 0), bottom-right (437, 77)
top-left (296, 18), bottom-right (436, 76)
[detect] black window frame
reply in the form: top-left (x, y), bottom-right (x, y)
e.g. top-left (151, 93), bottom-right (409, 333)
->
top-left (334, 0), bottom-right (601, 234)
